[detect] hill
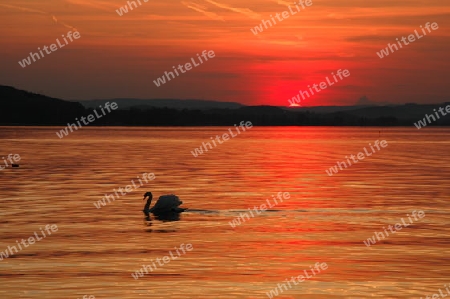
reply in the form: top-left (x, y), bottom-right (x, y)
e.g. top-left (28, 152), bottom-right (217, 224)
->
top-left (1, 85), bottom-right (449, 126)
top-left (78, 98), bottom-right (243, 110)
top-left (0, 86), bottom-right (85, 125)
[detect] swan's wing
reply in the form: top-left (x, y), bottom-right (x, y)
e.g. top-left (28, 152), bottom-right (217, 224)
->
top-left (153, 195), bottom-right (182, 210)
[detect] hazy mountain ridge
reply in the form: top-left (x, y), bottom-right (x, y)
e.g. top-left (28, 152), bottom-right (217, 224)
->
top-left (0, 85), bottom-right (85, 125)
top-left (1, 85), bottom-right (449, 126)
top-left (78, 98), bottom-right (243, 110)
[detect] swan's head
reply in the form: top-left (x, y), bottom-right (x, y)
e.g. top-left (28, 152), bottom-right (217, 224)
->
top-left (143, 192), bottom-right (153, 201)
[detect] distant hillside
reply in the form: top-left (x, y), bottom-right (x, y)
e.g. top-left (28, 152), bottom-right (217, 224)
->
top-left (285, 103), bottom-right (450, 125)
top-left (341, 103), bottom-right (450, 121)
top-left (78, 98), bottom-right (243, 110)
top-left (0, 86), bottom-right (85, 125)
top-left (1, 85), bottom-right (449, 126)
top-left (285, 105), bottom-right (378, 114)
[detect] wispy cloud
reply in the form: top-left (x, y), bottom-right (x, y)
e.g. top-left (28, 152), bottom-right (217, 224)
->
top-left (64, 0), bottom-right (116, 13)
top-left (182, 1), bottom-right (225, 21)
top-left (274, 0), bottom-right (293, 6)
top-left (203, 0), bottom-right (261, 19)
top-left (0, 3), bottom-right (77, 30)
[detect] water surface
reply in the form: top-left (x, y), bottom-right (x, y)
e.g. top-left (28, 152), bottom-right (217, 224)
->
top-left (0, 127), bottom-right (449, 299)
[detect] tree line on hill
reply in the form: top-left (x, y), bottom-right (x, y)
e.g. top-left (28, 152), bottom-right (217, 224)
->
top-left (1, 85), bottom-right (449, 127)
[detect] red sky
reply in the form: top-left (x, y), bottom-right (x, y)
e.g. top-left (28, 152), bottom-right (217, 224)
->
top-left (1, 0), bottom-right (449, 106)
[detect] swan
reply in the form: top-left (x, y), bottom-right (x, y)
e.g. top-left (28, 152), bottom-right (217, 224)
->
top-left (142, 192), bottom-right (187, 217)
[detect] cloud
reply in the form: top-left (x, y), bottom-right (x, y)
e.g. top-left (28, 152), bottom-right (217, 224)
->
top-left (0, 3), bottom-right (77, 30)
top-left (203, 0), bottom-right (261, 19)
top-left (337, 52), bottom-right (355, 57)
top-left (182, 1), bottom-right (225, 21)
top-left (274, 0), bottom-right (294, 6)
top-left (64, 0), bottom-right (117, 13)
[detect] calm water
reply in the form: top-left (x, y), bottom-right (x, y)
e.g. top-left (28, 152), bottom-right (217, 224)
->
top-left (0, 126), bottom-right (449, 299)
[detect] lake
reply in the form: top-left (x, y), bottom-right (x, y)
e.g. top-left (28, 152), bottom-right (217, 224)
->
top-left (0, 126), bottom-right (449, 299)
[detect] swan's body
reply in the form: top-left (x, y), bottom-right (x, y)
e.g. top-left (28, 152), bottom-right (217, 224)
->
top-left (150, 195), bottom-right (186, 214)
top-left (143, 192), bottom-right (187, 217)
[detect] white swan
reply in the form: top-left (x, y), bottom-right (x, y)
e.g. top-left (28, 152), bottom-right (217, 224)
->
top-left (143, 192), bottom-right (187, 216)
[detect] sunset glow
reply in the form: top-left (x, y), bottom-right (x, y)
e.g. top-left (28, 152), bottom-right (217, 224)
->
top-left (1, 0), bottom-right (449, 106)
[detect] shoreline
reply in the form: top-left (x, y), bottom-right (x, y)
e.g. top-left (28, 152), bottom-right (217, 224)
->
top-left (2, 124), bottom-right (450, 127)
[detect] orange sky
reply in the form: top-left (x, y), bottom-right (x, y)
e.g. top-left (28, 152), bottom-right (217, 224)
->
top-left (0, 0), bottom-right (449, 106)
